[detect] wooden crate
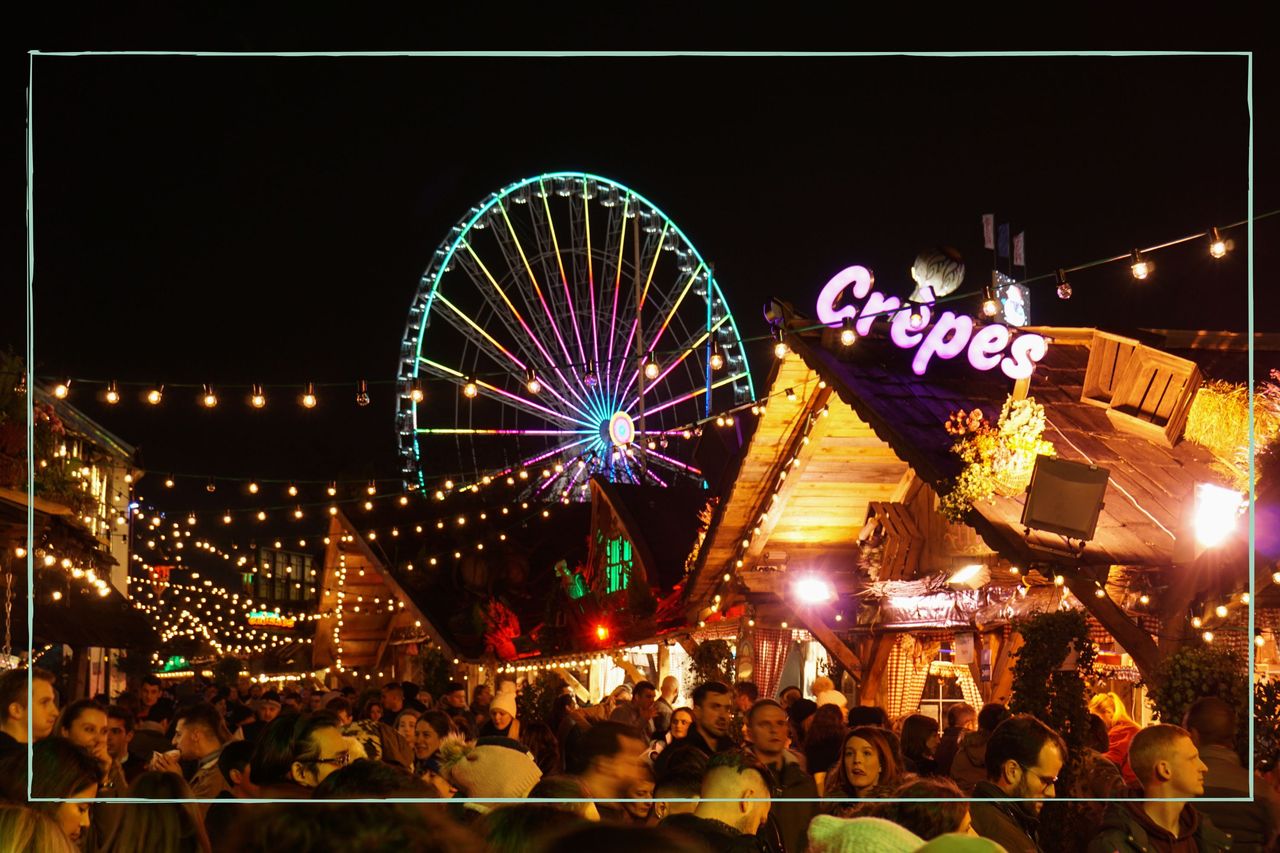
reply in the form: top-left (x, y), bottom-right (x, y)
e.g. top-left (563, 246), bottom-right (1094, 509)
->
top-left (860, 501), bottom-right (924, 580)
top-left (1081, 331), bottom-right (1140, 408)
top-left (1103, 345), bottom-right (1201, 447)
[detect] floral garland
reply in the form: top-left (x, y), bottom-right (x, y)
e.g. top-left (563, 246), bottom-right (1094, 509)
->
top-left (939, 395), bottom-right (1056, 523)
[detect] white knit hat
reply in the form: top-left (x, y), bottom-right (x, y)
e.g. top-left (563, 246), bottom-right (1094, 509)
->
top-left (489, 691), bottom-right (518, 719)
top-left (807, 815), bottom-right (923, 853)
top-left (915, 835), bottom-right (1010, 853)
top-left (437, 738), bottom-right (542, 800)
top-left (816, 689), bottom-right (848, 709)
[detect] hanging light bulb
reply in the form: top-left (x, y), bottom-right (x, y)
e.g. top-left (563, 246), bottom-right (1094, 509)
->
top-left (525, 369), bottom-right (541, 395)
top-left (907, 302), bottom-right (927, 330)
top-left (1208, 226), bottom-right (1229, 259)
top-left (147, 384), bottom-right (164, 405)
top-left (201, 384), bottom-right (218, 408)
top-left (327, 481), bottom-right (337, 496)
top-left (206, 478), bottom-right (217, 493)
top-left (1130, 249), bottom-right (1151, 280)
top-left (256, 510), bottom-right (266, 521)
top-left (222, 511), bottom-right (232, 524)
top-left (583, 363), bottom-right (598, 387)
top-left (164, 476), bottom-right (175, 488)
top-left (287, 483), bottom-right (298, 497)
top-left (1055, 269), bottom-right (1072, 300)
top-left (1139, 594), bottom-right (1150, 606)
top-left (709, 340), bottom-right (725, 371)
top-left (248, 383), bottom-right (266, 409)
top-left (301, 382), bottom-right (317, 409)
top-left (643, 353), bottom-right (660, 380)
top-left (248, 481), bottom-right (259, 494)
top-left (839, 318), bottom-right (857, 346)
top-left (1215, 604), bottom-right (1229, 619)
top-left (105, 381), bottom-right (120, 405)
top-left (981, 285), bottom-right (1001, 318)
top-left (293, 506), bottom-right (304, 519)
top-left (366, 481), bottom-right (376, 496)
top-left (53, 379), bottom-right (70, 399)
top-left (773, 330), bottom-right (788, 359)
top-left (785, 387), bottom-right (797, 402)
top-left (463, 378), bottom-right (479, 398)
top-left (408, 378), bottom-right (424, 403)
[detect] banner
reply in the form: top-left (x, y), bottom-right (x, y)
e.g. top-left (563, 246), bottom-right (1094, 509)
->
top-left (982, 214), bottom-right (995, 250)
top-left (1013, 231), bottom-right (1025, 267)
top-left (997, 223), bottom-right (1010, 259)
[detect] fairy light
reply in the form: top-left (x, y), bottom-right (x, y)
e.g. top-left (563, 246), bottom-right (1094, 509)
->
top-left (53, 379), bottom-right (70, 399)
top-left (201, 384), bottom-right (218, 408)
top-left (105, 381), bottom-right (120, 404)
top-left (147, 385), bottom-right (164, 405)
top-left (301, 382), bottom-right (317, 409)
top-left (839, 318), bottom-right (856, 346)
top-left (1130, 249), bottom-right (1151, 280)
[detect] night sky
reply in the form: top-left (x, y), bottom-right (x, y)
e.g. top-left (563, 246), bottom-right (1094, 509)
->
top-left (10, 52), bottom-right (1270, 537)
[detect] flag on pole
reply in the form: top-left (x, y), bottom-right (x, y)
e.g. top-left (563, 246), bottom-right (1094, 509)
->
top-left (982, 214), bottom-right (995, 250)
top-left (997, 223), bottom-right (1010, 259)
top-left (1013, 231), bottom-right (1025, 267)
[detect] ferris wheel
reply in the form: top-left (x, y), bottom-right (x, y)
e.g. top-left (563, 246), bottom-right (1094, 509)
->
top-left (396, 172), bottom-right (755, 503)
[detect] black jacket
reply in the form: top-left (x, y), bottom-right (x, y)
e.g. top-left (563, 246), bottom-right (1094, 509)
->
top-left (662, 814), bottom-right (768, 853)
top-left (968, 780), bottom-right (1044, 853)
top-left (654, 726), bottom-right (733, 779)
top-left (1086, 801), bottom-right (1231, 853)
top-left (756, 750), bottom-right (817, 853)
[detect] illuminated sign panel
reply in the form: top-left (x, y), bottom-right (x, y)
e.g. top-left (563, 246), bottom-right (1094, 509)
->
top-left (247, 610), bottom-right (297, 629)
top-left (815, 265), bottom-right (1047, 379)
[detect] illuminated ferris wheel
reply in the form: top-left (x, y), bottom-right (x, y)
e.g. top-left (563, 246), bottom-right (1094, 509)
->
top-left (396, 172), bottom-right (755, 502)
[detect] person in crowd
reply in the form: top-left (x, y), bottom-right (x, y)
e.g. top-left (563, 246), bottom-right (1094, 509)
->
top-left (136, 675), bottom-right (174, 732)
top-left (877, 776), bottom-right (974, 839)
top-left (439, 681), bottom-right (477, 730)
top-left (0, 804), bottom-right (80, 853)
top-left (0, 737), bottom-right (101, 846)
top-left (202, 739), bottom-right (257, 850)
top-left (437, 736), bottom-right (544, 819)
top-left (734, 681), bottom-right (760, 714)
top-left (787, 698), bottom-right (818, 753)
top-left (746, 698), bottom-right (818, 853)
top-left (225, 702), bottom-right (256, 741)
top-left (969, 713), bottom-right (1065, 853)
top-left (647, 704), bottom-right (693, 763)
top-left (950, 702), bottom-right (1011, 794)
top-left (413, 709), bottom-right (455, 775)
top-left (403, 681), bottom-right (429, 714)
top-left (110, 771), bottom-right (212, 853)
top-left (481, 803), bottom-right (589, 853)
top-left (151, 702), bottom-right (233, 816)
top-left (469, 684), bottom-right (492, 724)
top-left (900, 713), bottom-right (941, 776)
top-left (529, 774), bottom-right (602, 820)
top-left (1067, 712), bottom-right (1127, 833)
top-left (324, 696), bottom-right (353, 726)
top-left (538, 821), bottom-right (716, 853)
top-left (621, 762), bottom-right (656, 825)
top-left (105, 705), bottom-right (148, 784)
top-left (381, 682), bottom-right (406, 717)
top-left (238, 692), bottom-right (282, 745)
top-left (249, 711), bottom-right (349, 797)
top-left (226, 800), bottom-right (487, 853)
top-left (934, 703), bottom-right (976, 777)
top-left (777, 685), bottom-right (802, 711)
top-left (611, 680), bottom-right (658, 736)
top-left (815, 687), bottom-right (848, 715)
top-left (479, 687), bottom-right (520, 739)
top-left (54, 699), bottom-right (116, 789)
top-left (519, 720), bottom-right (563, 777)
top-left (0, 666), bottom-right (59, 756)
top-left (803, 704), bottom-right (847, 791)
top-left (304, 688), bottom-right (325, 713)
top-left (584, 684), bottom-right (634, 724)
top-left (653, 675), bottom-right (679, 738)
top-left (823, 726), bottom-right (907, 817)
top-left (311, 757), bottom-right (436, 798)
top-left (394, 706), bottom-right (421, 744)
top-left (806, 814), bottom-right (925, 853)
top-left (281, 690), bottom-right (302, 714)
top-left (846, 705), bottom-right (891, 728)
top-left (653, 764), bottom-right (704, 822)
top-left (654, 681), bottom-right (735, 778)
top-left (1184, 696), bottom-right (1280, 852)
top-left (1089, 690), bottom-right (1141, 785)
top-left (1088, 723), bottom-right (1229, 853)
top-left (571, 720), bottom-right (649, 820)
top-left (660, 749), bottom-right (772, 852)
top-left (356, 693), bottom-right (384, 723)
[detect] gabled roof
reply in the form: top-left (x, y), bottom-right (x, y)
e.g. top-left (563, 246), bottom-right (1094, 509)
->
top-left (590, 478), bottom-right (711, 591)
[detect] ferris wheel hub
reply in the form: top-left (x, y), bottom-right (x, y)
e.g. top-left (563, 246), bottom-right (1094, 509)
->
top-left (605, 411), bottom-right (636, 447)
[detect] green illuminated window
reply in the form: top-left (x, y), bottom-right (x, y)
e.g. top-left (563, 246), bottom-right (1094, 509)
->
top-left (605, 536), bottom-right (633, 594)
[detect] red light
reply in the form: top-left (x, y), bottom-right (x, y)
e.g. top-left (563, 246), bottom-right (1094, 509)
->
top-left (595, 624), bottom-right (609, 642)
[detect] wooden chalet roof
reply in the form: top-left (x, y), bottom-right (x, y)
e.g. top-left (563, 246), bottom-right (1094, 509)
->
top-left (787, 324), bottom-right (1231, 571)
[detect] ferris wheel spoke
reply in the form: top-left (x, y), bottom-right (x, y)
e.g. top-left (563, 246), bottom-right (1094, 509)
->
top-left (620, 313), bottom-right (730, 412)
top-left (604, 195), bottom-right (631, 390)
top-left (642, 448), bottom-right (703, 477)
top-left (488, 435), bottom-right (597, 484)
top-left (418, 357), bottom-right (595, 429)
top-left (415, 427), bottom-right (593, 436)
top-left (582, 183), bottom-right (601, 369)
top-left (616, 267), bottom-right (719, 407)
top-left (536, 181), bottom-right (589, 372)
top-left (610, 221), bottom-right (670, 396)
top-left (460, 240), bottom-right (595, 413)
top-left (640, 371), bottom-right (750, 420)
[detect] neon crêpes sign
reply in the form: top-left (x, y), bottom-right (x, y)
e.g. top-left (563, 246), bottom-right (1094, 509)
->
top-left (247, 609), bottom-right (297, 629)
top-left (816, 265), bottom-right (1047, 378)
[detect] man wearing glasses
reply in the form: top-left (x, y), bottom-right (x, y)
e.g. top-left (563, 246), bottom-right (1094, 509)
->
top-left (970, 714), bottom-right (1066, 853)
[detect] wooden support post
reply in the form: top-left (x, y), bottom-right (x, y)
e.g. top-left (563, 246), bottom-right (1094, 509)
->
top-left (553, 668), bottom-right (592, 703)
top-left (657, 643), bottom-right (670, 684)
top-left (794, 609), bottom-right (861, 682)
top-left (677, 636), bottom-right (700, 659)
top-left (989, 630), bottom-right (1023, 705)
top-left (612, 653), bottom-right (646, 686)
top-left (858, 633), bottom-right (894, 706)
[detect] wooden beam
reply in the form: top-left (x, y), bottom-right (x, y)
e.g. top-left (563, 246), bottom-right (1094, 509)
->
top-left (553, 668), bottom-right (591, 703)
top-left (1063, 570), bottom-right (1165, 686)
top-left (989, 630), bottom-right (1023, 705)
top-left (677, 636), bottom-right (700, 659)
top-left (792, 607), bottom-right (861, 682)
top-left (657, 644), bottom-right (670, 684)
top-left (371, 613), bottom-right (407, 679)
top-left (739, 571), bottom-right (861, 596)
top-left (611, 653), bottom-right (646, 686)
top-left (857, 633), bottom-right (894, 706)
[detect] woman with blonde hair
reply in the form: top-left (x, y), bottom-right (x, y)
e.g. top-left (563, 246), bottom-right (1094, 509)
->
top-left (1089, 690), bottom-right (1141, 784)
top-left (0, 805), bottom-right (80, 853)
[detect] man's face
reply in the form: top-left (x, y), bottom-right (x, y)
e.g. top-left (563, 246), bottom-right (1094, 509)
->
top-left (382, 689), bottom-right (404, 713)
top-left (292, 726), bottom-right (350, 788)
top-left (1166, 736), bottom-right (1209, 798)
top-left (141, 683), bottom-right (160, 708)
top-left (307, 693), bottom-right (324, 712)
top-left (105, 716), bottom-right (133, 760)
top-left (258, 701), bottom-right (281, 723)
top-left (174, 719), bottom-right (211, 761)
top-left (65, 708), bottom-right (109, 761)
top-left (734, 693), bottom-right (754, 713)
top-left (1008, 741), bottom-right (1064, 814)
top-left (695, 690), bottom-right (734, 739)
top-left (474, 687), bottom-right (492, 706)
top-left (748, 704), bottom-right (789, 759)
top-left (609, 735), bottom-right (650, 797)
top-left (445, 690), bottom-right (466, 709)
top-left (634, 687), bottom-right (656, 713)
top-left (32, 679), bottom-right (59, 740)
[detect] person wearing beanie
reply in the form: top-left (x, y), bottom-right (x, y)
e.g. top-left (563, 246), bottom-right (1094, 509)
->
top-left (807, 815), bottom-right (924, 853)
top-left (480, 690), bottom-right (520, 740)
top-left (437, 735), bottom-right (542, 812)
top-left (916, 836), bottom-right (1011, 853)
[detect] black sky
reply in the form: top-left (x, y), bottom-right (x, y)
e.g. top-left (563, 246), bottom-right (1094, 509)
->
top-left (11, 52), bottom-right (1269, 524)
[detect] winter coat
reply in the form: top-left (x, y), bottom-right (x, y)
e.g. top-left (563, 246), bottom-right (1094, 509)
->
top-left (935, 725), bottom-right (967, 777)
top-left (756, 748), bottom-right (819, 853)
top-left (950, 729), bottom-right (993, 794)
top-left (662, 813), bottom-right (768, 853)
top-left (1086, 800), bottom-right (1231, 853)
top-left (1104, 719), bottom-right (1142, 785)
top-left (968, 780), bottom-right (1044, 853)
top-left (1196, 743), bottom-right (1280, 853)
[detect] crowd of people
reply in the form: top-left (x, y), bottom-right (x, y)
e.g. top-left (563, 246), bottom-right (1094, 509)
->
top-left (0, 666), bottom-right (1276, 853)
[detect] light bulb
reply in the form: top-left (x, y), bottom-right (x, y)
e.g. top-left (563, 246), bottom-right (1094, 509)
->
top-left (54, 380), bottom-right (70, 399)
top-left (1139, 594), bottom-right (1150, 605)
top-left (366, 482), bottom-right (376, 495)
top-left (526, 370), bottom-right (541, 394)
top-left (327, 481), bottom-right (336, 496)
top-left (1130, 250), bottom-right (1151, 280)
top-left (202, 384), bottom-right (218, 408)
top-left (356, 379), bottom-right (370, 406)
top-left (301, 382), bottom-right (317, 409)
top-left (408, 379), bottom-right (424, 403)
top-left (1215, 604), bottom-right (1229, 618)
top-left (147, 385), bottom-right (164, 405)
top-left (222, 513), bottom-right (232, 524)
top-left (709, 342), bottom-right (725, 371)
top-left (1208, 227), bottom-right (1229, 259)
top-left (1055, 269), bottom-right (1072, 300)
top-left (463, 378), bottom-right (479, 398)
top-left (981, 286), bottom-right (1000, 317)
top-left (774, 340), bottom-right (788, 359)
top-left (839, 318), bottom-right (857, 346)
top-left (105, 381), bottom-right (120, 404)
top-left (785, 387), bottom-right (797, 402)
top-left (643, 354), bottom-right (660, 380)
